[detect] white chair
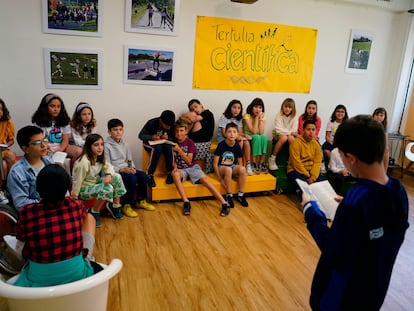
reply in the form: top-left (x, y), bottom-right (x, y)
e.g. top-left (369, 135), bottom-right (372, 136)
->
top-left (0, 258), bottom-right (122, 311)
top-left (405, 142), bottom-right (414, 171)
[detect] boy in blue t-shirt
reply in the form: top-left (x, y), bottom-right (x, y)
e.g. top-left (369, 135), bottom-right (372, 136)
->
top-left (171, 120), bottom-right (229, 216)
top-left (302, 115), bottom-right (409, 311)
top-left (213, 122), bottom-right (248, 217)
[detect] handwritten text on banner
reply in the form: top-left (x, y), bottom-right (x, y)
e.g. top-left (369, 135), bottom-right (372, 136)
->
top-left (193, 16), bottom-right (318, 93)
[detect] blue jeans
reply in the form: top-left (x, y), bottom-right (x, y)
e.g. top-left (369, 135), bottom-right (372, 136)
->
top-left (120, 170), bottom-right (149, 204)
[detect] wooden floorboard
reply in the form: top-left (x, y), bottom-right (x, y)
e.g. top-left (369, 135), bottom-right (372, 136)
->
top-left (96, 193), bottom-right (319, 311)
top-left (95, 169), bottom-right (414, 311)
top-left (2, 169), bottom-right (410, 310)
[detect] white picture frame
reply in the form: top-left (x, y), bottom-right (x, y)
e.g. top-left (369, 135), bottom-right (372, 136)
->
top-left (345, 29), bottom-right (374, 74)
top-left (42, 0), bottom-right (102, 37)
top-left (44, 48), bottom-right (103, 89)
top-left (125, 0), bottom-right (180, 36)
top-left (124, 45), bottom-right (176, 86)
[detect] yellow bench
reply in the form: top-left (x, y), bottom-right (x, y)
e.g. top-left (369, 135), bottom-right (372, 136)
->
top-left (141, 142), bottom-right (276, 201)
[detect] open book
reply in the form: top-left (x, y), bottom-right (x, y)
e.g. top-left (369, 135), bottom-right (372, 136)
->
top-left (296, 179), bottom-right (339, 220)
top-left (148, 139), bottom-right (176, 146)
top-left (52, 151), bottom-right (67, 164)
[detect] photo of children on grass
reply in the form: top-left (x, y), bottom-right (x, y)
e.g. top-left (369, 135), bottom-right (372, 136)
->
top-left (346, 29), bottom-right (374, 73)
top-left (44, 48), bottom-right (102, 89)
top-left (42, 0), bottom-right (101, 36)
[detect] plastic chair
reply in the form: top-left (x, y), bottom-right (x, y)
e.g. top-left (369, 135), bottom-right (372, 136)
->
top-left (0, 258), bottom-right (122, 311)
top-left (405, 142), bottom-right (414, 162)
top-left (405, 142), bottom-right (414, 171)
top-left (0, 204), bottom-right (20, 274)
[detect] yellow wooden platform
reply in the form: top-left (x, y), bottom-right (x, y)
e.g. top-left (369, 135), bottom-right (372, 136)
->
top-left (142, 143), bottom-right (276, 201)
top-left (150, 173), bottom-right (276, 201)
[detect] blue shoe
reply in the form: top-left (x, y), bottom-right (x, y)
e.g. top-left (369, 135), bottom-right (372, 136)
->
top-left (106, 202), bottom-right (123, 219)
top-left (236, 195), bottom-right (249, 207)
top-left (89, 210), bottom-right (101, 228)
top-left (165, 172), bottom-right (174, 184)
top-left (147, 174), bottom-right (156, 187)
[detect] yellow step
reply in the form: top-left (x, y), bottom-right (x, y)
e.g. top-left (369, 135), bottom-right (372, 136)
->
top-left (149, 173), bottom-right (276, 201)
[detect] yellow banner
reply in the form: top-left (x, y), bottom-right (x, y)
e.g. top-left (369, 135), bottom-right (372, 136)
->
top-left (193, 16), bottom-right (318, 93)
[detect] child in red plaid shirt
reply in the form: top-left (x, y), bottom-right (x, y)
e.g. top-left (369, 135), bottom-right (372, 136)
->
top-left (14, 164), bottom-right (100, 287)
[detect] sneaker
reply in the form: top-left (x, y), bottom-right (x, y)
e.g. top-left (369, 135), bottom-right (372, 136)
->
top-left (165, 172), bottom-right (174, 184)
top-left (236, 195), bottom-right (249, 207)
top-left (220, 203), bottom-right (230, 217)
top-left (246, 163), bottom-right (253, 176)
top-left (182, 201), bottom-right (191, 216)
top-left (147, 174), bottom-right (156, 187)
top-left (225, 194), bottom-right (234, 208)
top-left (89, 210), bottom-right (101, 228)
top-left (252, 162), bottom-right (260, 174)
top-left (122, 204), bottom-right (138, 218)
top-left (106, 202), bottom-right (123, 219)
top-left (260, 163), bottom-right (268, 174)
top-left (320, 162), bottom-right (327, 174)
top-left (268, 157), bottom-right (278, 171)
top-left (137, 199), bottom-right (155, 211)
top-left (0, 191), bottom-right (9, 204)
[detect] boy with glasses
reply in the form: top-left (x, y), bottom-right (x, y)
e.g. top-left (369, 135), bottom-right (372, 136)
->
top-left (7, 125), bottom-right (53, 209)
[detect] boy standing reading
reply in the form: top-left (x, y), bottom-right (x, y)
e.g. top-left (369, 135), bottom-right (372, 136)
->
top-left (172, 120), bottom-right (229, 216)
top-left (105, 119), bottom-right (155, 218)
top-left (213, 122), bottom-right (248, 217)
top-left (302, 115), bottom-right (409, 310)
top-left (138, 110), bottom-right (176, 187)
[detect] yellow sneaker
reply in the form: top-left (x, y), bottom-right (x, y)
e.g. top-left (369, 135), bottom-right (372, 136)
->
top-left (136, 199), bottom-right (155, 211)
top-left (122, 204), bottom-right (138, 218)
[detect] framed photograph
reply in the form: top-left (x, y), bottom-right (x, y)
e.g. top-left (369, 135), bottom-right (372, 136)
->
top-left (125, 0), bottom-right (180, 36)
top-left (124, 46), bottom-right (176, 86)
top-left (345, 29), bottom-right (374, 74)
top-left (42, 0), bottom-right (102, 37)
top-left (44, 48), bottom-right (103, 89)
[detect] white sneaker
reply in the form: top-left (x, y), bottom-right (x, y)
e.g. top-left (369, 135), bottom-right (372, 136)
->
top-left (0, 191), bottom-right (9, 204)
top-left (268, 157), bottom-right (279, 170)
top-left (320, 162), bottom-right (326, 174)
top-left (246, 163), bottom-right (253, 176)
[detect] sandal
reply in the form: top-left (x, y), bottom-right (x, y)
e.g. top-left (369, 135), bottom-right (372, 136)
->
top-left (220, 204), bottom-right (230, 217)
top-left (182, 201), bottom-right (191, 216)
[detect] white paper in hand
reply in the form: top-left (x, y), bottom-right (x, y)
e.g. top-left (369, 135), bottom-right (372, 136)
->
top-left (52, 151), bottom-right (67, 164)
top-left (296, 179), bottom-right (339, 220)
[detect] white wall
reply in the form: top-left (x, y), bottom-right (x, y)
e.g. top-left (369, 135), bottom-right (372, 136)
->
top-left (0, 0), bottom-right (411, 167)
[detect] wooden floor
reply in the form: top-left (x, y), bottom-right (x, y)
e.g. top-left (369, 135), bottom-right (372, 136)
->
top-left (95, 169), bottom-right (414, 311)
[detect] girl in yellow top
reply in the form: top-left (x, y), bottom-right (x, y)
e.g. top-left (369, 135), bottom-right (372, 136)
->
top-left (0, 98), bottom-right (16, 177)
